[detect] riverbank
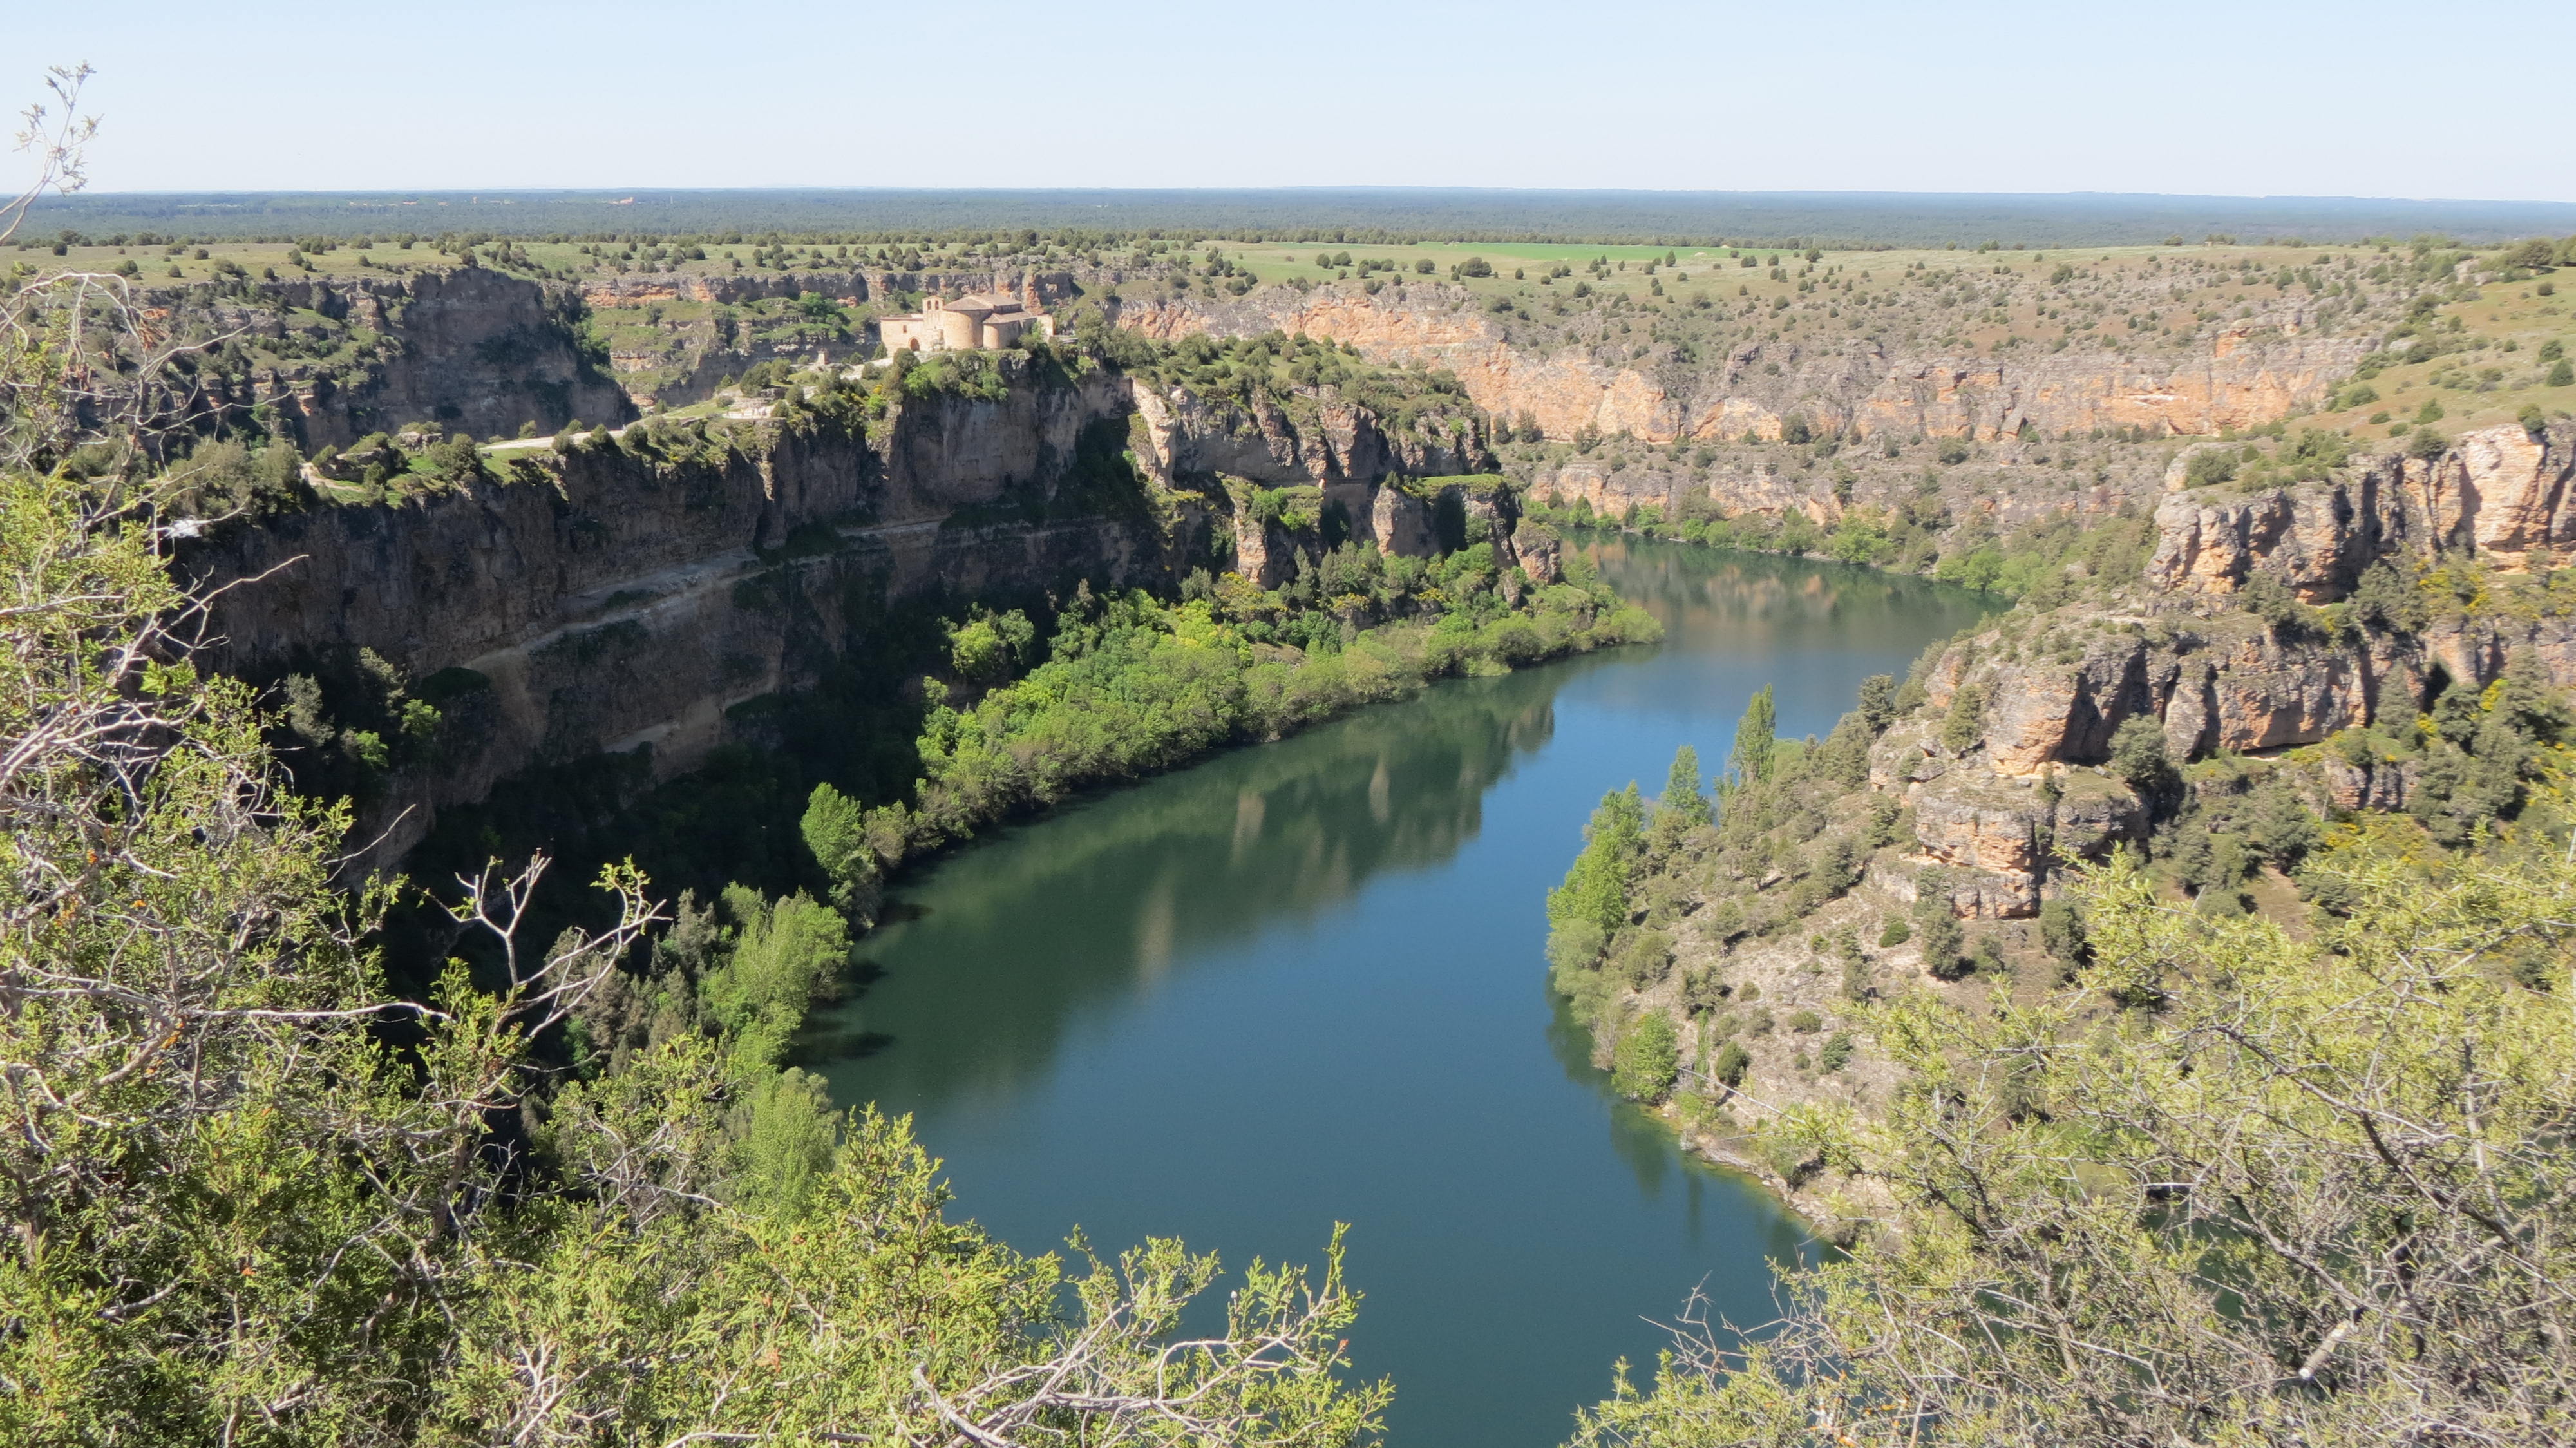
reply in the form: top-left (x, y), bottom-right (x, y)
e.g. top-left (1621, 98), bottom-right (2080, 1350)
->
top-left (828, 548), bottom-right (1662, 893)
top-left (1544, 423), bottom-right (2576, 1253)
top-left (812, 539), bottom-right (1989, 1448)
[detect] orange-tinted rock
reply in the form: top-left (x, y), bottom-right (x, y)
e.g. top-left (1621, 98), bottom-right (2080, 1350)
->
top-left (2146, 427), bottom-right (2573, 598)
top-left (1123, 287), bottom-right (2362, 448)
top-left (1899, 770), bottom-right (2145, 919)
top-left (2414, 426), bottom-right (2576, 569)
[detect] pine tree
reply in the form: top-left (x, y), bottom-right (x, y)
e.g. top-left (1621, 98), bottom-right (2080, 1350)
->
top-left (1726, 684), bottom-right (1777, 787)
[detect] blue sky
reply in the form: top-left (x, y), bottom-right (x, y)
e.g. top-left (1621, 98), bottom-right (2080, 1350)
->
top-left (14, 0), bottom-right (2571, 200)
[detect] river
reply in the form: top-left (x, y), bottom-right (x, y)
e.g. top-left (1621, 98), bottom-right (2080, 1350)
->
top-left (813, 538), bottom-right (1998, 1448)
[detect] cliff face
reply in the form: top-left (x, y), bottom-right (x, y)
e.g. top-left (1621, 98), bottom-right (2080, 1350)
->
top-left (2146, 425), bottom-right (2576, 596)
top-left (1120, 287), bottom-right (2363, 447)
top-left (189, 365), bottom-right (1153, 868)
top-left (189, 347), bottom-right (1540, 870)
top-left (1126, 382), bottom-right (1493, 491)
top-left (1128, 282), bottom-right (2359, 544)
top-left (163, 269), bottom-right (635, 450)
top-left (1880, 424), bottom-right (2576, 918)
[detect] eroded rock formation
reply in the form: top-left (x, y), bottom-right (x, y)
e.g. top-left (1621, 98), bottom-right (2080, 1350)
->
top-left (2146, 425), bottom-right (2576, 596)
top-left (168, 268), bottom-right (636, 450)
top-left (1878, 424), bottom-right (2576, 916)
top-left (190, 356), bottom-right (1550, 870)
top-left (1120, 287), bottom-right (2365, 448)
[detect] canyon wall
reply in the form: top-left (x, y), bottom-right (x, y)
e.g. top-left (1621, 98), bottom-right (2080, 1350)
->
top-left (187, 365), bottom-right (1144, 867)
top-left (1119, 287), bottom-right (2365, 448)
top-left (188, 346), bottom-right (1543, 869)
top-left (165, 268), bottom-right (636, 450)
top-left (1875, 424), bottom-right (2576, 918)
top-left (2146, 424), bottom-right (2576, 596)
top-left (1126, 381), bottom-right (1494, 491)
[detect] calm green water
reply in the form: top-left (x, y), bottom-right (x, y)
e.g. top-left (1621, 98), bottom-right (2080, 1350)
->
top-left (813, 540), bottom-right (1997, 1448)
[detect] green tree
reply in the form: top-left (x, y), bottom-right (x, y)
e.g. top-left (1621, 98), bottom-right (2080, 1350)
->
top-left (2111, 712), bottom-right (2177, 795)
top-left (1726, 684), bottom-right (1777, 787)
top-left (1549, 784), bottom-right (1647, 938)
top-left (801, 780), bottom-right (882, 919)
top-left (1612, 1013), bottom-right (1681, 1103)
top-left (1913, 891), bottom-right (1967, 978)
top-left (1855, 672), bottom-right (1899, 731)
top-left (2038, 893), bottom-right (2088, 969)
top-left (1660, 743), bottom-right (1710, 826)
top-left (1569, 829), bottom-right (2576, 1448)
top-left (1709, 1038), bottom-right (1752, 1088)
top-left (1938, 681), bottom-right (1987, 754)
top-left (703, 885), bottom-right (848, 1065)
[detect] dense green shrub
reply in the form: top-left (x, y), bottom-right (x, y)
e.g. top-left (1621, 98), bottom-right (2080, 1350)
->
top-left (1551, 784), bottom-right (1647, 941)
top-left (1710, 1038), bottom-right (1752, 1088)
top-left (1818, 1031), bottom-right (1855, 1072)
top-left (871, 564), bottom-right (1656, 872)
top-left (1914, 893), bottom-right (1967, 979)
top-left (1613, 1013), bottom-right (1681, 1103)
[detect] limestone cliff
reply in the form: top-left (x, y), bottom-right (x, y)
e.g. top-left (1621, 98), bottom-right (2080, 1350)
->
top-left (2146, 424), bottom-right (2576, 596)
top-left (152, 268), bottom-right (634, 450)
top-left (1126, 378), bottom-right (1493, 492)
top-left (187, 364), bottom-right (1151, 868)
top-left (1119, 280), bottom-right (2371, 553)
top-left (188, 348), bottom-right (1541, 871)
top-left (1119, 285), bottom-right (2364, 447)
top-left (1884, 423), bottom-right (2576, 917)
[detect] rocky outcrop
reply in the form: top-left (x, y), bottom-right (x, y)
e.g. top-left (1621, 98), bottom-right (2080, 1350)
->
top-left (1872, 427), bottom-right (2576, 917)
top-left (2419, 425), bottom-right (2576, 566)
top-left (1866, 719), bottom-right (2146, 917)
top-left (2146, 425), bottom-right (2575, 597)
top-left (1126, 380), bottom-right (1493, 491)
top-left (1218, 475), bottom-right (1533, 590)
top-left (2316, 752), bottom-right (2418, 812)
top-left (1123, 374), bottom-right (1519, 588)
top-left (153, 269), bottom-right (635, 450)
top-left (2146, 470), bottom-right (2403, 600)
top-left (188, 367), bottom-right (1152, 869)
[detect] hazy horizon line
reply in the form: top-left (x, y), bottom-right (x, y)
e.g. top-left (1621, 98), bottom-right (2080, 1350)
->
top-left (47, 185), bottom-right (2576, 207)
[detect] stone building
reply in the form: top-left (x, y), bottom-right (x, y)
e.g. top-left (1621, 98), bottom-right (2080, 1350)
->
top-left (878, 292), bottom-right (1055, 353)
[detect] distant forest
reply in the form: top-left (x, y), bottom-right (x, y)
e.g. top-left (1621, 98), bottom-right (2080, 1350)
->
top-left (25, 187), bottom-right (2576, 247)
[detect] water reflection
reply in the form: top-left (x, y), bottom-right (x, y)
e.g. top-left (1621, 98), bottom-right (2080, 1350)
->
top-left (813, 658), bottom-right (1615, 1112)
top-left (812, 539), bottom-right (1996, 1448)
